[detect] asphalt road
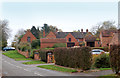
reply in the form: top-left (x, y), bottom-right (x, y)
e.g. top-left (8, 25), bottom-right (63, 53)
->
top-left (2, 54), bottom-right (114, 77)
top-left (2, 55), bottom-right (74, 76)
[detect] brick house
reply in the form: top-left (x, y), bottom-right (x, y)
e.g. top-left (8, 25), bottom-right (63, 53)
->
top-left (109, 30), bottom-right (120, 46)
top-left (100, 30), bottom-right (117, 47)
top-left (40, 29), bottom-right (100, 48)
top-left (20, 29), bottom-right (37, 43)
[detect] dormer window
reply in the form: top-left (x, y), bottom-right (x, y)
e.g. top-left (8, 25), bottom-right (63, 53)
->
top-left (69, 38), bottom-right (71, 42)
top-left (27, 37), bottom-right (31, 42)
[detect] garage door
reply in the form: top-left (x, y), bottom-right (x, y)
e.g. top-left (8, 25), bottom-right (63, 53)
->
top-left (67, 42), bottom-right (75, 47)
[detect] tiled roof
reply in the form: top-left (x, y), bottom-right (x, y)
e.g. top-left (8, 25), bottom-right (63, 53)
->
top-left (101, 30), bottom-right (117, 37)
top-left (56, 32), bottom-right (87, 38)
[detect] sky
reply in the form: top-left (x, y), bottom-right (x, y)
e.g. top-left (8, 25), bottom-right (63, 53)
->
top-left (1, 0), bottom-right (118, 46)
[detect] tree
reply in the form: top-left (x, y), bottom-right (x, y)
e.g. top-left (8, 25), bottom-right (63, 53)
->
top-left (41, 24), bottom-right (63, 37)
top-left (12, 28), bottom-right (25, 48)
top-left (73, 30), bottom-right (80, 32)
top-left (90, 21), bottom-right (117, 37)
top-left (0, 20), bottom-right (10, 49)
top-left (30, 26), bottom-right (40, 39)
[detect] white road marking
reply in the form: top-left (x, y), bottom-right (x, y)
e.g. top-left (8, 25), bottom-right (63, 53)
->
top-left (34, 72), bottom-right (43, 76)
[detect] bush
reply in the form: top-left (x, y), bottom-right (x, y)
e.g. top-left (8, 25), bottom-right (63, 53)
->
top-left (52, 43), bottom-right (66, 48)
top-left (93, 53), bottom-right (110, 68)
top-left (18, 42), bottom-right (31, 52)
top-left (110, 45), bottom-right (120, 74)
top-left (54, 47), bottom-right (92, 70)
top-left (31, 39), bottom-right (40, 49)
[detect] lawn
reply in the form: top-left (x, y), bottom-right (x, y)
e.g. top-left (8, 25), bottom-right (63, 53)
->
top-left (22, 60), bottom-right (46, 65)
top-left (99, 68), bottom-right (112, 71)
top-left (3, 50), bottom-right (32, 61)
top-left (97, 74), bottom-right (120, 78)
top-left (37, 65), bottom-right (77, 73)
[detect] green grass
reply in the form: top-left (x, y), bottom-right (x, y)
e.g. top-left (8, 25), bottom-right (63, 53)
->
top-left (3, 50), bottom-right (32, 61)
top-left (99, 68), bottom-right (112, 71)
top-left (97, 74), bottom-right (120, 78)
top-left (44, 48), bottom-right (54, 50)
top-left (22, 60), bottom-right (46, 65)
top-left (37, 65), bottom-right (77, 73)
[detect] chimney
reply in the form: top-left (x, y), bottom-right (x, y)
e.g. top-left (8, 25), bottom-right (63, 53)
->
top-left (43, 30), bottom-right (45, 37)
top-left (86, 29), bottom-right (88, 32)
top-left (56, 28), bottom-right (58, 32)
top-left (81, 29), bottom-right (83, 32)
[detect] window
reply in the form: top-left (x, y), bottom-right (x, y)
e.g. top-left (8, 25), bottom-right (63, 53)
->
top-left (69, 38), bottom-right (71, 42)
top-left (27, 37), bottom-right (31, 42)
top-left (98, 42), bottom-right (99, 44)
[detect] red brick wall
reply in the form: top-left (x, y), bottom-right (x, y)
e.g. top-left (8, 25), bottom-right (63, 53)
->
top-left (46, 32), bottom-right (56, 38)
top-left (17, 50), bottom-right (29, 58)
top-left (34, 53), bottom-right (40, 60)
top-left (78, 38), bottom-right (83, 41)
top-left (101, 37), bottom-right (112, 47)
top-left (65, 33), bottom-right (79, 46)
top-left (95, 41), bottom-right (101, 47)
top-left (40, 38), bottom-right (66, 48)
top-left (20, 30), bottom-right (36, 43)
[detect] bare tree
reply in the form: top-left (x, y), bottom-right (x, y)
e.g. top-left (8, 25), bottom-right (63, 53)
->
top-left (90, 21), bottom-right (117, 37)
top-left (0, 20), bottom-right (10, 48)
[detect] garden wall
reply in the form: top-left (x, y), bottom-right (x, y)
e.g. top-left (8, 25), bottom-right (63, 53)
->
top-left (17, 50), bottom-right (29, 58)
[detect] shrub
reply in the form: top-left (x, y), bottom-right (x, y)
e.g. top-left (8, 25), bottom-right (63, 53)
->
top-left (54, 47), bottom-right (92, 70)
top-left (31, 39), bottom-right (40, 49)
top-left (18, 42), bottom-right (31, 52)
top-left (52, 43), bottom-right (66, 48)
top-left (110, 45), bottom-right (120, 74)
top-left (93, 53), bottom-right (110, 68)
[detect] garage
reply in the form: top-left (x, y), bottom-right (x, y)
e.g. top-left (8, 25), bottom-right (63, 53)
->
top-left (67, 42), bottom-right (75, 47)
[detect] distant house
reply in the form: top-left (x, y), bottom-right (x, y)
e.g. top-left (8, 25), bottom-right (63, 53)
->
top-left (100, 29), bottom-right (117, 47)
top-left (109, 30), bottom-right (120, 46)
top-left (40, 29), bottom-right (100, 48)
top-left (20, 29), bottom-right (37, 43)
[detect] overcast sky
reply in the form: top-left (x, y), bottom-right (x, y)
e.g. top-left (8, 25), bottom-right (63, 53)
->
top-left (1, 0), bottom-right (118, 46)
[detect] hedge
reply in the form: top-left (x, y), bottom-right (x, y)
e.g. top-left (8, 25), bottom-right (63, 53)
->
top-left (52, 43), bottom-right (66, 48)
top-left (93, 53), bottom-right (110, 68)
top-left (54, 47), bottom-right (92, 70)
top-left (110, 45), bottom-right (120, 74)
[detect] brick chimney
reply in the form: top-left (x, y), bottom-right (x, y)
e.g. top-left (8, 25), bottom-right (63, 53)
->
top-left (81, 29), bottom-right (83, 32)
top-left (86, 29), bottom-right (88, 32)
top-left (43, 30), bottom-right (45, 37)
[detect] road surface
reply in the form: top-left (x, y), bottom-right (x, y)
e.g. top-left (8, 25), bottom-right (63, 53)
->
top-left (2, 54), bottom-right (114, 77)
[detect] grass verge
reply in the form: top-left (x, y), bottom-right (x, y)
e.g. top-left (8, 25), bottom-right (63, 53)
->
top-left (97, 74), bottom-right (120, 78)
top-left (22, 60), bottom-right (46, 65)
top-left (3, 50), bottom-right (32, 61)
top-left (37, 65), bottom-right (77, 73)
top-left (99, 68), bottom-right (112, 71)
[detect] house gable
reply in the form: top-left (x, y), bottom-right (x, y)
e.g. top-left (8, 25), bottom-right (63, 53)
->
top-left (65, 33), bottom-right (79, 46)
top-left (46, 31), bottom-right (56, 38)
top-left (20, 30), bottom-right (37, 43)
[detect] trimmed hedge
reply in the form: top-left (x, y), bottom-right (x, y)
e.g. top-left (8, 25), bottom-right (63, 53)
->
top-left (110, 45), bottom-right (120, 74)
top-left (54, 47), bottom-right (92, 70)
top-left (52, 43), bottom-right (66, 48)
top-left (93, 53), bottom-right (110, 68)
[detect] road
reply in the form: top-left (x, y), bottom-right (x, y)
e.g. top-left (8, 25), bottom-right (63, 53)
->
top-left (2, 55), bottom-right (114, 77)
top-left (2, 55), bottom-right (74, 76)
